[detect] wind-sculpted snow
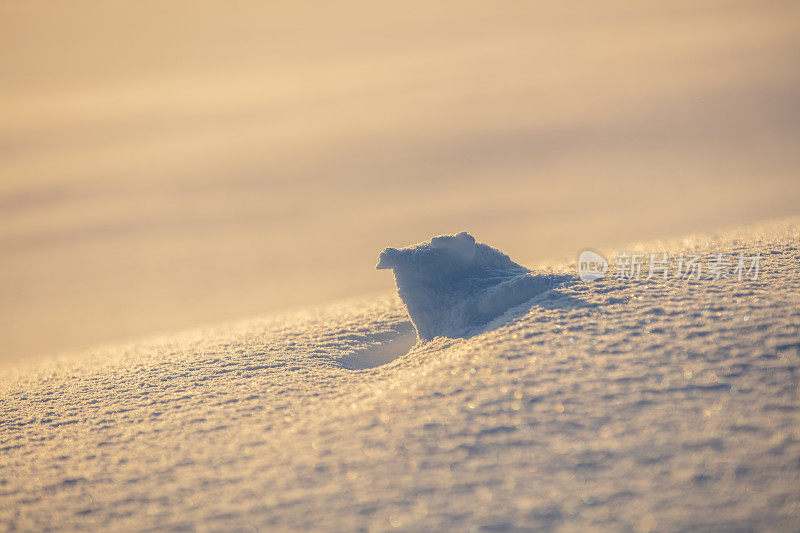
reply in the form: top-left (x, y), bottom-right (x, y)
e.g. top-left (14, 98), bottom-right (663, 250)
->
top-left (1, 219), bottom-right (799, 531)
top-left (377, 232), bottom-right (569, 340)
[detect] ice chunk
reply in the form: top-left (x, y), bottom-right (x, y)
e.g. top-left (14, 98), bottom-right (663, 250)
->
top-left (377, 232), bottom-right (565, 340)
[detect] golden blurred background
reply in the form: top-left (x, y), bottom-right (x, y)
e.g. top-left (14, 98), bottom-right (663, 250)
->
top-left (1, 1), bottom-right (799, 363)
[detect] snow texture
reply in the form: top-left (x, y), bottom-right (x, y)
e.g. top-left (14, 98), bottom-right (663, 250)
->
top-left (1, 219), bottom-right (800, 531)
top-left (377, 232), bottom-right (568, 340)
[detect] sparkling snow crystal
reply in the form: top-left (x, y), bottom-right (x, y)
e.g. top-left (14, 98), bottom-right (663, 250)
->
top-left (377, 232), bottom-right (567, 340)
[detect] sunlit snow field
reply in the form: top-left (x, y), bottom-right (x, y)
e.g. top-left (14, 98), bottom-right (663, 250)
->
top-left (2, 0), bottom-right (799, 363)
top-left (3, 219), bottom-right (799, 531)
top-left (1, 1), bottom-right (800, 531)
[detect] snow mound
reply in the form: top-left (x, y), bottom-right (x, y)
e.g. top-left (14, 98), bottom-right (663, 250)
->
top-left (377, 232), bottom-right (568, 340)
top-left (2, 219), bottom-right (800, 531)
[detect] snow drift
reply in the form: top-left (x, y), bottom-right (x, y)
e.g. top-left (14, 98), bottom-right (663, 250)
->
top-left (2, 219), bottom-right (800, 531)
top-left (377, 232), bottom-right (568, 340)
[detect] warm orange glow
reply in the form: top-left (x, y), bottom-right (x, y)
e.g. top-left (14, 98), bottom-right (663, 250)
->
top-left (1, 1), bottom-right (799, 362)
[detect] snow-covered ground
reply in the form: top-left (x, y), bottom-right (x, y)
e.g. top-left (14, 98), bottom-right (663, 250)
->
top-left (2, 218), bottom-right (798, 531)
top-left (2, 2), bottom-right (799, 529)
